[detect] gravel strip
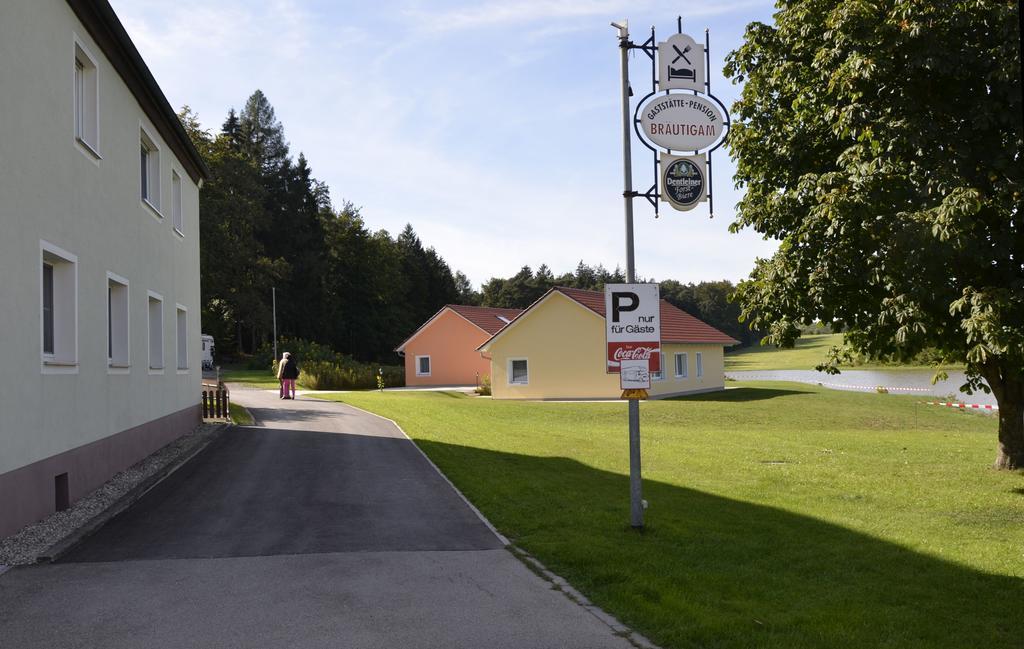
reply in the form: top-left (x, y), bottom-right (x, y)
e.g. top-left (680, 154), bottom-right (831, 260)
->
top-left (0, 423), bottom-right (224, 567)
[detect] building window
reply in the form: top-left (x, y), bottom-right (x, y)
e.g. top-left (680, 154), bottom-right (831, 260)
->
top-left (148, 292), bottom-right (163, 370)
top-left (416, 355), bottom-right (431, 377)
top-left (652, 352), bottom-right (666, 381)
top-left (43, 263), bottom-right (54, 355)
top-left (675, 352), bottom-right (688, 378)
top-left (696, 352), bottom-right (704, 378)
top-left (171, 171), bottom-right (183, 234)
top-left (509, 358), bottom-right (529, 385)
top-left (73, 41), bottom-right (99, 155)
top-left (140, 128), bottom-right (161, 213)
top-left (41, 241), bottom-right (78, 369)
top-left (176, 306), bottom-right (188, 370)
top-left (107, 273), bottom-right (129, 368)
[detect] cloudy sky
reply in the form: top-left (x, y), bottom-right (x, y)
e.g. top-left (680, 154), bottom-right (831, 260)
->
top-left (110, 0), bottom-right (780, 288)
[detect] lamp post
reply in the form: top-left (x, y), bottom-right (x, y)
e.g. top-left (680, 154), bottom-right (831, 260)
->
top-left (612, 19), bottom-right (644, 529)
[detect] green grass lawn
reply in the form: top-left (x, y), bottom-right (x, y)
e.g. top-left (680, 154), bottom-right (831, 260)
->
top-left (726, 334), bottom-right (962, 371)
top-left (320, 384), bottom-right (1023, 649)
top-left (228, 401), bottom-right (254, 426)
top-left (220, 365), bottom-right (279, 389)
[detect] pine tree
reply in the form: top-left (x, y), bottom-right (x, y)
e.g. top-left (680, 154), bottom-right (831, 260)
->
top-left (239, 90), bottom-right (289, 173)
top-left (221, 108), bottom-right (240, 147)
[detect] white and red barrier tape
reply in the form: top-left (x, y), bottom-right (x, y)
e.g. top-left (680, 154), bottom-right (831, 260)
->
top-left (816, 381), bottom-right (930, 392)
top-left (925, 401), bottom-right (998, 410)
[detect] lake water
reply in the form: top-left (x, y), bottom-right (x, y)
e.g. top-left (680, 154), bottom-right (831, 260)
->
top-left (726, 369), bottom-right (998, 407)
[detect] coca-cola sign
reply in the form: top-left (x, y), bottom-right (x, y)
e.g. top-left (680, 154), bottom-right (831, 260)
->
top-left (608, 342), bottom-right (662, 372)
top-left (605, 283), bottom-right (662, 374)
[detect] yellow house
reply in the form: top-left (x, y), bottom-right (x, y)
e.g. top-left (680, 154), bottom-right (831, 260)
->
top-left (478, 287), bottom-right (738, 400)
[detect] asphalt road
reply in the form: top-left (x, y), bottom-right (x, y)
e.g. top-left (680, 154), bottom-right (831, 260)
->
top-left (0, 388), bottom-right (635, 649)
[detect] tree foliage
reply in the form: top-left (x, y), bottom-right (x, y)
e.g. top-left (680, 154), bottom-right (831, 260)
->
top-left (479, 262), bottom-right (625, 308)
top-left (725, 0), bottom-right (1023, 467)
top-left (660, 280), bottom-right (760, 346)
top-left (478, 264), bottom-right (754, 345)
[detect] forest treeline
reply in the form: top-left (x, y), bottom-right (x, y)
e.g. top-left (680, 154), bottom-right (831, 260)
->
top-left (181, 90), bottom-right (756, 363)
top-left (179, 90), bottom-right (460, 361)
top-left (465, 264), bottom-right (759, 347)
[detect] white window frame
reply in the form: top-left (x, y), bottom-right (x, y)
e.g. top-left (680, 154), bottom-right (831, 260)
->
top-left (40, 241), bottom-right (78, 374)
top-left (674, 352), bottom-right (688, 379)
top-left (696, 351), bottom-right (704, 378)
top-left (171, 170), bottom-right (183, 235)
top-left (147, 291), bottom-right (164, 372)
top-left (73, 36), bottom-right (100, 159)
top-left (106, 272), bottom-right (130, 372)
top-left (415, 354), bottom-right (431, 377)
top-left (508, 357), bottom-right (529, 385)
top-left (652, 352), bottom-right (666, 381)
top-left (140, 124), bottom-right (161, 217)
top-left (176, 304), bottom-right (189, 372)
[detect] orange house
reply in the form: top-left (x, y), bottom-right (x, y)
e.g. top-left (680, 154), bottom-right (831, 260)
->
top-left (396, 305), bottom-right (522, 387)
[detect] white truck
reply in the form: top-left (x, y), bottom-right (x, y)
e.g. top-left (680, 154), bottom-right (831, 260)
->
top-left (201, 334), bottom-right (215, 370)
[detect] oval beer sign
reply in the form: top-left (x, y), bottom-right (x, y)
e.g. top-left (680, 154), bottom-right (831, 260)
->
top-left (638, 93), bottom-right (725, 152)
top-left (662, 157), bottom-right (704, 209)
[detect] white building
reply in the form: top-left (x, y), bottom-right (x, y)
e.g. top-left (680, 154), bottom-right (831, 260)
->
top-left (0, 0), bottom-right (208, 537)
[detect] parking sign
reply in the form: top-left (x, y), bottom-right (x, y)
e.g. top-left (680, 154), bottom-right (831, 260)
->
top-left (605, 284), bottom-right (661, 373)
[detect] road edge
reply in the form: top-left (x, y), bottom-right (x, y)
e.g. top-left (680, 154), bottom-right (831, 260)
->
top-left (338, 401), bottom-right (511, 547)
top-left (34, 423), bottom-right (230, 563)
top-left (334, 398), bottom-right (663, 649)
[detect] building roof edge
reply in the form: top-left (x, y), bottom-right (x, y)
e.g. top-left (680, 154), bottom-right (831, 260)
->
top-left (66, 0), bottom-right (209, 183)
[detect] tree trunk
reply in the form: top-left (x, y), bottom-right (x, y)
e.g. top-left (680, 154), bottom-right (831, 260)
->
top-left (981, 361), bottom-right (1024, 470)
top-left (995, 398), bottom-right (1024, 470)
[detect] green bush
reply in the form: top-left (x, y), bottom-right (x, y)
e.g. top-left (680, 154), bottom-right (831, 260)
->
top-left (251, 338), bottom-right (345, 370)
top-left (252, 337), bottom-right (404, 390)
top-left (475, 374), bottom-right (491, 396)
top-left (846, 346), bottom-right (949, 367)
top-left (299, 360), bottom-right (404, 391)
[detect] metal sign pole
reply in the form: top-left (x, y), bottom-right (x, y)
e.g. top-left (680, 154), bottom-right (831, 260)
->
top-left (272, 286), bottom-right (278, 363)
top-left (613, 20), bottom-right (644, 529)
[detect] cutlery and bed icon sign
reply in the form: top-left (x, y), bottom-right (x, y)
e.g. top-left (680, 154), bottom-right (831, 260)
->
top-left (669, 43), bottom-right (695, 81)
top-left (658, 33), bottom-right (705, 90)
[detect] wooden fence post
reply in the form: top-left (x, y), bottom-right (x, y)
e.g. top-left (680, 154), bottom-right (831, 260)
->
top-left (201, 387), bottom-right (231, 420)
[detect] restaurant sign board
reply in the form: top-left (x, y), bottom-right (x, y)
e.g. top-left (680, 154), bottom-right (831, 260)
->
top-left (637, 93), bottom-right (725, 152)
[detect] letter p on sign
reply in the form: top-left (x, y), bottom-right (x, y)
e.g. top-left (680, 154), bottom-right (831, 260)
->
top-left (611, 292), bottom-right (639, 322)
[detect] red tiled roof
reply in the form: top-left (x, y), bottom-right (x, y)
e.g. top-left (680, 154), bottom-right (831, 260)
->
top-left (556, 287), bottom-right (739, 345)
top-left (555, 287), bottom-right (606, 314)
top-left (395, 304), bottom-right (523, 352)
top-left (447, 305), bottom-right (523, 335)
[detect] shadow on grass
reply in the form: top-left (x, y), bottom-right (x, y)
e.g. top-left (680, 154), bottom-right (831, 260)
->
top-left (417, 440), bottom-right (1022, 649)
top-left (666, 386), bottom-right (811, 403)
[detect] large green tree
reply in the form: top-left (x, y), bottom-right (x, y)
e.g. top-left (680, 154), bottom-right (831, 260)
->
top-left (725, 0), bottom-right (1023, 468)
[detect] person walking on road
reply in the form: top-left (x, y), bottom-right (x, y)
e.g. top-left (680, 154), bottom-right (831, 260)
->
top-left (277, 352), bottom-right (299, 399)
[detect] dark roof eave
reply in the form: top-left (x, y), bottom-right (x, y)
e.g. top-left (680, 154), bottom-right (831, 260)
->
top-left (663, 338), bottom-right (741, 346)
top-left (66, 0), bottom-right (209, 184)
